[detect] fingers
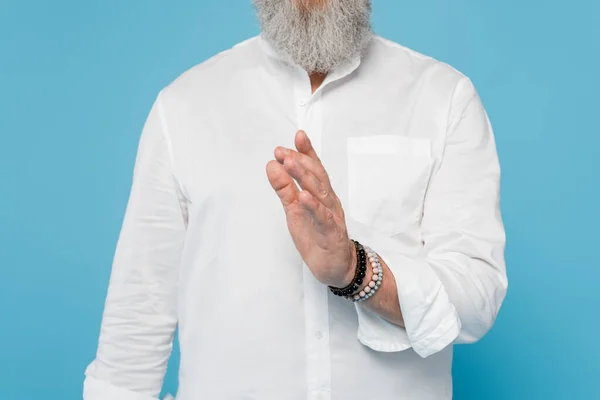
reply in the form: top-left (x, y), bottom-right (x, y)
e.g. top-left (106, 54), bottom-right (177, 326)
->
top-left (298, 189), bottom-right (336, 233)
top-left (276, 148), bottom-right (339, 211)
top-left (265, 159), bottom-right (300, 208)
top-left (274, 132), bottom-right (338, 211)
top-left (266, 159), bottom-right (333, 232)
top-left (295, 130), bottom-right (320, 162)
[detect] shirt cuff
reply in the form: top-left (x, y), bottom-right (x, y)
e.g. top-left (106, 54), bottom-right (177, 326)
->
top-left (349, 224), bottom-right (461, 358)
top-left (83, 374), bottom-right (163, 400)
top-left (356, 302), bottom-right (460, 357)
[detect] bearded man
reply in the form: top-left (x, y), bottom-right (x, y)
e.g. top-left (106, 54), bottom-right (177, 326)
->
top-left (83, 1), bottom-right (508, 399)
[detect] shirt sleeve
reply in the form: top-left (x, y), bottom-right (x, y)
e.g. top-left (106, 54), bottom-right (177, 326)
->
top-left (83, 91), bottom-right (187, 399)
top-left (353, 77), bottom-right (508, 358)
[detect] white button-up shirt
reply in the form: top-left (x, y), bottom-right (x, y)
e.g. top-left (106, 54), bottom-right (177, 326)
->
top-left (84, 34), bottom-right (507, 400)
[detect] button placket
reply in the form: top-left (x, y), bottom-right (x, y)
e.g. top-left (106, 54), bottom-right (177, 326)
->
top-left (296, 79), bottom-right (331, 400)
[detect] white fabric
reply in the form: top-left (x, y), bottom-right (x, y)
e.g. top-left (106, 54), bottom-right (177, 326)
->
top-left (83, 34), bottom-right (507, 400)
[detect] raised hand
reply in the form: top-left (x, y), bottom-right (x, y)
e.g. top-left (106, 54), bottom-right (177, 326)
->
top-left (266, 130), bottom-right (356, 288)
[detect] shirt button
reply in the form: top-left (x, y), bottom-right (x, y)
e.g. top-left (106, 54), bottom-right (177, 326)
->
top-left (315, 331), bottom-right (323, 339)
top-left (298, 98), bottom-right (308, 106)
top-left (315, 391), bottom-right (328, 400)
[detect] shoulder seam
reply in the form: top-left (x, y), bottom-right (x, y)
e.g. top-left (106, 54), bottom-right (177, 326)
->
top-left (162, 36), bottom-right (261, 92)
top-left (373, 35), bottom-right (469, 80)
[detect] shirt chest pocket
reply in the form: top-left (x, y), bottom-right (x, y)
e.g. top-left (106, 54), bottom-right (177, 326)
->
top-left (346, 134), bottom-right (434, 236)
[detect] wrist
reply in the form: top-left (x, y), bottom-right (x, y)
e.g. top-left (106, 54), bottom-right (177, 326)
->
top-left (328, 239), bottom-right (360, 291)
top-left (340, 239), bottom-right (357, 287)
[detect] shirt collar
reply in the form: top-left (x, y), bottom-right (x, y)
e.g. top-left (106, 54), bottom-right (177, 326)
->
top-left (257, 34), bottom-right (367, 91)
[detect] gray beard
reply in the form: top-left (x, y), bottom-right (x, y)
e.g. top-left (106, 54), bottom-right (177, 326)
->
top-left (253, 0), bottom-right (373, 74)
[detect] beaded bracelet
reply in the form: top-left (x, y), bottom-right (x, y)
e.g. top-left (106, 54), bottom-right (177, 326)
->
top-left (328, 239), bottom-right (367, 297)
top-left (348, 245), bottom-right (383, 303)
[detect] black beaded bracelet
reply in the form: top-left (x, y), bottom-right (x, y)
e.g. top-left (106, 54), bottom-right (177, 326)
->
top-left (328, 239), bottom-right (367, 297)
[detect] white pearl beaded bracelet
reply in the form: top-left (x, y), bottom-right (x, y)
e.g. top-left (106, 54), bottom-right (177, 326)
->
top-left (348, 245), bottom-right (383, 303)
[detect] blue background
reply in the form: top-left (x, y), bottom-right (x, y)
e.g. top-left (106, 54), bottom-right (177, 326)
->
top-left (1, 1), bottom-right (598, 399)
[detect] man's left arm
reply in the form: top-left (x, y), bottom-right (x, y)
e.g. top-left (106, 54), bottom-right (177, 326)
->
top-left (267, 75), bottom-right (507, 359)
top-left (354, 76), bottom-right (507, 358)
